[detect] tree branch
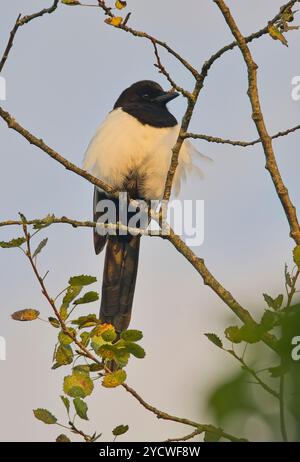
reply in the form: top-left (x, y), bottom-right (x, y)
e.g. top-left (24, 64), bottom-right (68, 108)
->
top-left (185, 124), bottom-right (300, 147)
top-left (0, 0), bottom-right (59, 73)
top-left (213, 0), bottom-right (300, 246)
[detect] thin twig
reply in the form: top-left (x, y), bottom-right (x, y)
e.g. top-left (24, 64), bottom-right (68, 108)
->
top-left (184, 124), bottom-right (300, 147)
top-left (213, 0), bottom-right (300, 246)
top-left (0, 0), bottom-right (59, 73)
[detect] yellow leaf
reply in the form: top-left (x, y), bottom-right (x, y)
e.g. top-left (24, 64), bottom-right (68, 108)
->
top-left (102, 369), bottom-right (127, 388)
top-left (105, 16), bottom-right (123, 27)
top-left (61, 0), bottom-right (80, 5)
top-left (11, 309), bottom-right (40, 321)
top-left (115, 0), bottom-right (127, 9)
top-left (268, 23), bottom-right (288, 47)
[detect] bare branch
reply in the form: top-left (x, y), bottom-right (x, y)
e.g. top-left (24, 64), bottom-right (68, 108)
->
top-left (0, 0), bottom-right (59, 73)
top-left (185, 124), bottom-right (300, 147)
top-left (121, 382), bottom-right (245, 442)
top-left (214, 0), bottom-right (300, 246)
top-left (200, 1), bottom-right (299, 81)
top-left (165, 429), bottom-right (202, 442)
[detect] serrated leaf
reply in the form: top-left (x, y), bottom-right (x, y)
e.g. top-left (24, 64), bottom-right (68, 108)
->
top-left (224, 326), bottom-right (242, 344)
top-left (58, 328), bottom-right (76, 345)
top-left (115, 0), bottom-right (127, 9)
top-left (69, 275), bottom-right (97, 287)
top-left (61, 285), bottom-right (83, 313)
top-left (268, 23), bottom-right (288, 46)
top-left (293, 245), bottom-right (300, 268)
top-left (63, 370), bottom-right (94, 398)
top-left (74, 291), bottom-right (99, 305)
top-left (56, 434), bottom-right (71, 442)
top-left (73, 397), bottom-right (88, 420)
top-left (98, 344), bottom-right (117, 360)
top-left (125, 342), bottom-right (145, 359)
top-left (0, 237), bottom-right (26, 248)
top-left (205, 333), bottom-right (223, 349)
top-left (121, 329), bottom-right (143, 342)
top-left (33, 408), bottom-right (57, 424)
top-left (105, 16), bottom-right (123, 27)
top-left (32, 238), bottom-right (48, 259)
top-left (48, 317), bottom-right (60, 328)
top-left (260, 310), bottom-right (277, 332)
top-left (112, 424), bottom-right (129, 436)
top-left (263, 293), bottom-right (283, 311)
top-left (102, 369), bottom-right (127, 388)
top-left (11, 309), bottom-right (40, 321)
top-left (55, 344), bottom-right (73, 365)
top-left (60, 395), bottom-right (70, 414)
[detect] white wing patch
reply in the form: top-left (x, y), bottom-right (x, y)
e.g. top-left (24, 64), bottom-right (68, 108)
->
top-left (83, 108), bottom-right (205, 199)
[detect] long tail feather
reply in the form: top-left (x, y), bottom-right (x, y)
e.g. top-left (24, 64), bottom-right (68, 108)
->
top-left (100, 235), bottom-right (140, 333)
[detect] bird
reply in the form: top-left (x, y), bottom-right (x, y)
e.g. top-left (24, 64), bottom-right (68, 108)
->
top-left (83, 80), bottom-right (204, 334)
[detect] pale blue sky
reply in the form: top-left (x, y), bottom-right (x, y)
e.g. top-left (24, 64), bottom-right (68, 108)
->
top-left (0, 0), bottom-right (299, 441)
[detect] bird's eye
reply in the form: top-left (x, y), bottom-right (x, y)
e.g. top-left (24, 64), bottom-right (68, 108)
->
top-left (142, 94), bottom-right (150, 99)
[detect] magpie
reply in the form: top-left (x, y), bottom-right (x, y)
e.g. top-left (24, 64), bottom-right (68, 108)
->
top-left (83, 80), bottom-right (202, 334)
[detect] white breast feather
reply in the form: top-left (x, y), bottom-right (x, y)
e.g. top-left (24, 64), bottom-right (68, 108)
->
top-left (83, 108), bottom-right (203, 199)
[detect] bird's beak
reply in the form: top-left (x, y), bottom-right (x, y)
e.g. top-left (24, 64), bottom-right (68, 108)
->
top-left (152, 90), bottom-right (179, 104)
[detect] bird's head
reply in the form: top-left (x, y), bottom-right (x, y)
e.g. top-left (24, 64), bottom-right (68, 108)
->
top-left (114, 80), bottom-right (179, 109)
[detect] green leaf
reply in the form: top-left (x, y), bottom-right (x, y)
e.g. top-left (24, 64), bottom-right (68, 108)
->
top-left (293, 245), bottom-right (300, 268)
top-left (48, 317), bottom-right (60, 328)
top-left (32, 238), bottom-right (48, 259)
top-left (33, 408), bottom-right (57, 424)
top-left (74, 291), bottom-right (99, 305)
top-left (98, 344), bottom-right (117, 360)
top-left (56, 434), bottom-right (71, 442)
top-left (33, 214), bottom-right (55, 230)
top-left (239, 324), bottom-right (263, 344)
top-left (205, 333), bottom-right (223, 349)
top-left (73, 398), bottom-right (88, 420)
top-left (121, 329), bottom-right (143, 342)
top-left (112, 424), bottom-right (129, 436)
top-left (204, 425), bottom-right (223, 442)
top-left (11, 309), bottom-right (40, 321)
top-left (72, 314), bottom-right (98, 329)
top-left (224, 326), bottom-right (242, 344)
top-left (0, 237), bottom-right (26, 248)
top-left (260, 310), bottom-right (277, 332)
top-left (115, 348), bottom-right (130, 368)
top-left (60, 395), bottom-right (70, 415)
top-left (268, 364), bottom-right (289, 378)
top-left (63, 286), bottom-right (83, 305)
top-left (73, 365), bottom-right (90, 376)
top-left (102, 369), bottom-right (127, 388)
top-left (69, 275), bottom-right (97, 287)
top-left (58, 328), bottom-right (76, 345)
top-left (125, 342), bottom-right (145, 359)
top-left (63, 370), bottom-right (94, 398)
top-left (80, 331), bottom-right (90, 347)
top-left (55, 344), bottom-right (73, 365)
top-left (263, 293), bottom-right (283, 311)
